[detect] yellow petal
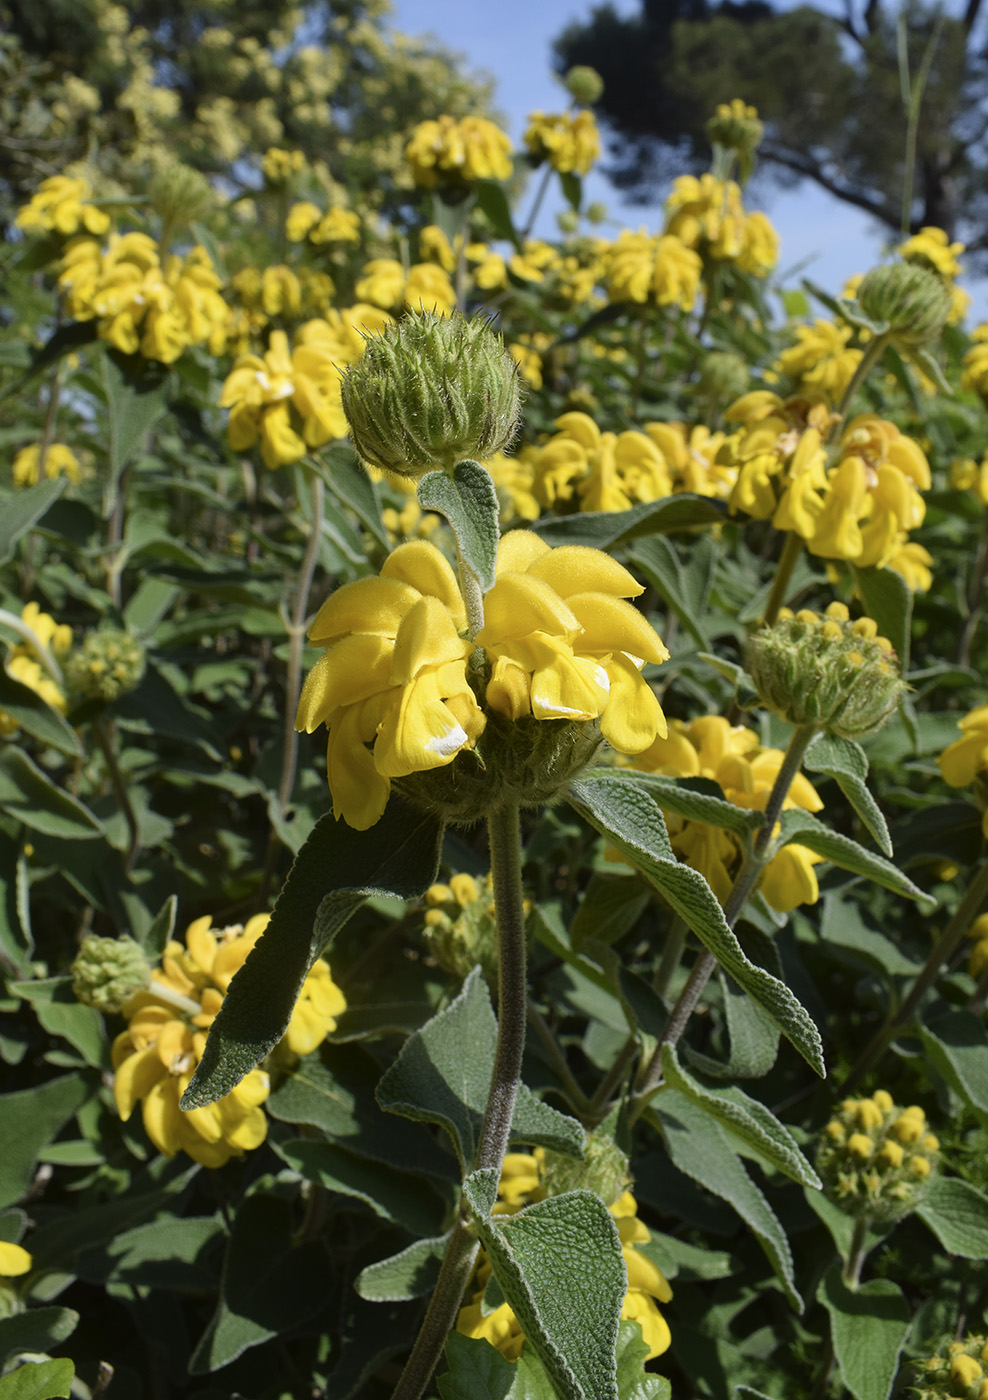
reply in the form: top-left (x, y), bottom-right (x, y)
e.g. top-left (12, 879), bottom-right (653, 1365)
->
top-left (374, 667), bottom-right (478, 777)
top-left (531, 648), bottom-right (609, 721)
top-left (623, 1245), bottom-right (674, 1302)
top-left (308, 576), bottom-right (421, 646)
top-left (114, 1045), bottom-right (168, 1121)
top-left (477, 574), bottom-right (579, 646)
top-left (528, 546), bottom-right (644, 599)
top-left (184, 916), bottom-right (217, 978)
top-left (141, 1077), bottom-right (183, 1156)
top-left (600, 653), bottom-right (667, 753)
top-left (295, 634), bottom-right (395, 732)
top-left (486, 655), bottom-right (532, 720)
top-left (0, 1242), bottom-right (32, 1277)
top-left (381, 542), bottom-right (466, 629)
top-left (496, 529), bottom-right (551, 574)
top-left (568, 593), bottom-right (669, 664)
top-left (760, 844), bottom-right (821, 912)
top-left (621, 1291), bottom-right (671, 1360)
top-left (391, 594), bottom-right (471, 685)
top-left (327, 704), bottom-right (393, 830)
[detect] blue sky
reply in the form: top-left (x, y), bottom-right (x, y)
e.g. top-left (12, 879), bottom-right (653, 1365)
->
top-left (389, 0), bottom-right (980, 312)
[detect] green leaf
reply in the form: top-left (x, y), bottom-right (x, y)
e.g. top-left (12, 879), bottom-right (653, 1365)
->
top-left (376, 967), bottom-right (585, 1173)
top-left (658, 1045), bottom-right (821, 1188)
top-left (137, 894), bottom-right (177, 959)
top-left (819, 1265), bottom-right (910, 1400)
top-left (464, 1172), bottom-right (626, 1400)
top-left (533, 494), bottom-right (725, 550)
top-left (568, 771), bottom-right (824, 1077)
top-left (0, 670), bottom-right (80, 758)
top-left (804, 1187), bottom-right (857, 1262)
top-left (916, 1177), bottom-right (988, 1259)
top-left (818, 892), bottom-right (920, 977)
top-left (803, 734), bottom-right (891, 856)
top-left (77, 1216), bottom-right (223, 1290)
top-left (0, 480), bottom-right (65, 566)
top-left (919, 1013), bottom-right (988, 1117)
top-left (0, 1308), bottom-right (79, 1368)
top-left (655, 1091), bottom-right (802, 1311)
top-left (10, 978), bottom-right (107, 1068)
top-left (439, 1332), bottom-right (522, 1400)
top-left (0, 1360), bottom-right (75, 1400)
top-left (0, 830), bottom-right (31, 975)
top-left (418, 461), bottom-right (500, 592)
top-left (188, 1193), bottom-right (334, 1375)
top-left (474, 181), bottom-right (519, 247)
top-left (183, 795), bottom-right (443, 1107)
top-left (614, 1320), bottom-right (671, 1399)
top-left (910, 345), bottom-right (952, 395)
top-left (355, 1233), bottom-right (449, 1301)
top-left (571, 874), bottom-right (650, 952)
top-left (776, 811), bottom-right (934, 909)
top-left (630, 536), bottom-right (715, 648)
top-left (0, 747), bottom-right (103, 840)
top-left (849, 565), bottom-right (912, 671)
top-left (0, 1073), bottom-right (91, 1209)
top-left (100, 349), bottom-right (169, 492)
top-left (560, 172), bottom-right (582, 212)
top-left (272, 1138), bottom-right (448, 1236)
top-left (626, 772), bottom-right (764, 841)
top-left (314, 444), bottom-right (388, 551)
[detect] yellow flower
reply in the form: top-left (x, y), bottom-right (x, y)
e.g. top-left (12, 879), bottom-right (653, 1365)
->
top-left (297, 532), bottom-right (668, 829)
top-left (405, 114), bottom-right (513, 187)
top-left (311, 206), bottom-right (361, 244)
top-left (262, 147), bottom-right (306, 183)
top-left (737, 211), bottom-right (779, 277)
top-left (530, 412), bottom-right (673, 513)
top-left (665, 173), bottom-right (745, 259)
top-left (456, 1152), bottom-right (672, 1363)
top-left (468, 244), bottom-right (509, 291)
top-left (12, 442), bottom-right (81, 489)
top-left (775, 320), bottom-right (862, 403)
top-left (285, 201), bottom-right (321, 241)
top-left (15, 174), bottom-right (110, 238)
top-left (355, 258), bottom-right (406, 309)
top-left (0, 603), bottom-right (72, 733)
top-left (508, 333), bottom-right (552, 390)
top-left (899, 226), bottom-right (964, 280)
top-left (404, 262), bottom-right (456, 314)
top-left (602, 230), bottom-right (701, 310)
top-left (962, 324), bottom-right (988, 397)
top-left (645, 422), bottom-right (734, 498)
top-left (111, 912), bottom-right (345, 1167)
top-left (508, 239), bottom-right (560, 283)
top-left (817, 1094), bottom-right (938, 1219)
top-left (419, 224), bottom-right (458, 273)
top-left (628, 716), bottom-right (824, 911)
top-left (524, 109), bottom-right (600, 175)
top-left (938, 704), bottom-right (988, 836)
top-left (486, 451), bottom-right (540, 523)
top-left (951, 455), bottom-right (988, 506)
top-left (0, 1242), bottom-right (32, 1278)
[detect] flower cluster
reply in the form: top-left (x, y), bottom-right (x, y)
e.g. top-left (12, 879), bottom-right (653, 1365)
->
top-left (15, 174), bottom-right (110, 238)
top-left (962, 324), bottom-right (988, 400)
top-left (286, 202), bottom-right (361, 246)
top-left (405, 114), bottom-right (513, 187)
top-left (65, 629), bottom-right (146, 702)
top-left (296, 532), bottom-right (668, 830)
top-left (261, 147), bottom-right (306, 184)
top-left (913, 1333), bottom-right (988, 1400)
top-left (774, 319), bottom-right (862, 403)
top-left (747, 603), bottom-right (905, 739)
top-left (665, 173), bottom-right (778, 276)
top-left (456, 1148), bottom-right (673, 1362)
top-left (523, 109), bottom-right (600, 174)
top-left (111, 913), bottom-right (346, 1167)
top-left (423, 872), bottom-right (498, 980)
top-left (58, 233), bottom-right (228, 363)
top-left (627, 716), bottom-right (824, 911)
top-left (0, 604), bottom-right (72, 734)
top-left (220, 307), bottom-right (392, 468)
top-left (951, 453), bottom-right (988, 506)
top-left (355, 258), bottom-right (456, 315)
top-left (816, 1091), bottom-right (939, 1220)
top-left (12, 442), bottom-right (82, 489)
top-left (938, 704), bottom-right (988, 836)
top-left (602, 230), bottom-right (702, 310)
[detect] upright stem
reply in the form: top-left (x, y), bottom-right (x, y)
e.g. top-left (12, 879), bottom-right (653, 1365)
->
top-left (958, 513), bottom-right (988, 668)
top-left (841, 853), bottom-right (988, 1094)
top-left (277, 470), bottom-right (325, 812)
top-left (833, 332), bottom-right (891, 426)
top-left (762, 531), bottom-right (804, 628)
top-left (93, 717), bottom-right (141, 872)
top-left (391, 803), bottom-right (528, 1400)
top-left (630, 725), bottom-right (817, 1117)
top-left (521, 166), bottom-right (553, 241)
top-left (455, 547), bottom-right (485, 641)
top-left (843, 1217), bottom-right (870, 1288)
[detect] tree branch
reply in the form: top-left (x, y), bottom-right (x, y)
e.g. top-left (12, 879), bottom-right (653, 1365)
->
top-left (761, 144), bottom-right (899, 228)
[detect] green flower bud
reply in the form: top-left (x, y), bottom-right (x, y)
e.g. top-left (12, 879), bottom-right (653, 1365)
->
top-left (65, 629), bottom-right (146, 702)
top-left (340, 311), bottom-right (522, 478)
top-left (706, 100), bottom-right (764, 158)
top-left (147, 162), bottom-right (213, 227)
top-left (563, 65), bottom-right (604, 106)
top-left (540, 1128), bottom-right (629, 1206)
top-left (696, 350), bottom-right (749, 404)
top-left (556, 209), bottom-right (580, 235)
top-left (72, 934), bottom-right (151, 1013)
top-left (816, 1090), bottom-right (939, 1223)
top-left (745, 605), bottom-right (906, 739)
top-left (912, 1333), bottom-right (988, 1400)
top-left (422, 873), bottom-right (497, 981)
top-left (857, 261), bottom-right (952, 349)
top-left (585, 201), bottom-right (607, 225)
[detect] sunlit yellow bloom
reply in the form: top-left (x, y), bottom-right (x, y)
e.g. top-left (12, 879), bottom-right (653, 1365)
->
top-left (355, 258), bottom-right (406, 309)
top-left (645, 422), bottom-right (734, 498)
top-left (297, 532), bottom-right (668, 828)
top-left (405, 114), bottom-right (513, 187)
top-left (602, 229), bottom-right (701, 310)
top-left (0, 603), bottom-right (72, 734)
top-left (111, 913), bottom-right (345, 1168)
top-left (530, 412), bottom-right (673, 513)
top-left (629, 716), bottom-right (824, 911)
top-left (405, 262), bottom-right (457, 313)
top-left (286, 201), bottom-right (321, 241)
top-left (899, 226), bottom-right (964, 280)
top-left (962, 324), bottom-right (988, 397)
top-left (939, 706), bottom-right (988, 840)
top-left (419, 224), bottom-right (458, 273)
top-left (665, 173), bottom-right (745, 259)
top-left (486, 452), bottom-right (540, 522)
top-left (509, 332), bottom-right (553, 390)
top-left (832, 415), bottom-right (930, 569)
top-left (738, 211), bottom-right (779, 276)
top-left (310, 206), bottom-right (361, 244)
top-left (885, 540), bottom-right (933, 592)
top-left (775, 320), bottom-right (862, 403)
top-left (262, 147), bottom-right (306, 183)
top-left (15, 174), bottom-right (109, 238)
top-left (468, 244), bottom-right (509, 291)
top-left (524, 109), bottom-right (600, 175)
top-left (723, 392), bottom-right (834, 523)
top-left (0, 1242), bottom-right (32, 1278)
top-left (12, 442), bottom-right (81, 489)
top-left (508, 239), bottom-right (560, 283)
top-left (951, 454), bottom-right (988, 506)
top-left (457, 1151), bottom-right (672, 1362)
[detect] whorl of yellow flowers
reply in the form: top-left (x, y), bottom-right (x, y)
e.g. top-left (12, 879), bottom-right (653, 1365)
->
top-left (405, 114), bottom-right (513, 188)
top-left (939, 704), bottom-right (988, 838)
top-left (913, 1333), bottom-right (988, 1400)
top-left (456, 1148), bottom-right (673, 1363)
top-left (111, 914), bottom-right (346, 1168)
top-left (524, 109), bottom-right (600, 175)
top-left (817, 1091), bottom-right (939, 1221)
top-left (12, 443), bottom-right (82, 490)
top-left (15, 174), bottom-right (110, 239)
top-left (0, 603), bottom-right (72, 736)
top-left (627, 715), bottom-right (825, 913)
top-left (296, 531), bottom-right (669, 830)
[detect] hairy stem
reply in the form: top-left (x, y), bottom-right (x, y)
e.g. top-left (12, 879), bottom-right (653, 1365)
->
top-left (93, 717), bottom-right (142, 872)
top-left (277, 470), bottom-right (325, 812)
top-left (762, 530), bottom-right (805, 628)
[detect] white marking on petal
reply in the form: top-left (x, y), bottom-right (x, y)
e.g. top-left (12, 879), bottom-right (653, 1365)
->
top-left (427, 723), bottom-right (468, 757)
top-left (593, 664), bottom-right (611, 691)
top-left (624, 651), bottom-right (646, 670)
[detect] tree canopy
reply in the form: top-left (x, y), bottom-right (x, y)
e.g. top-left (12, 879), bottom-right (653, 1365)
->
top-left (554, 0), bottom-right (988, 252)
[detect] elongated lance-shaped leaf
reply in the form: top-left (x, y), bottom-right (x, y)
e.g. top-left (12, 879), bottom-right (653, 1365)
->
top-left (776, 810), bottom-right (934, 909)
top-left (532, 494), bottom-right (725, 549)
top-left (464, 1170), bottom-right (626, 1400)
top-left (0, 478), bottom-right (65, 566)
top-left (659, 1045), bottom-right (821, 1188)
top-left (850, 564), bottom-right (913, 671)
top-left (376, 967), bottom-right (585, 1172)
top-left (818, 1265), bottom-right (910, 1400)
top-left (621, 770), bottom-right (764, 841)
top-left (418, 461), bottom-right (500, 592)
top-left (183, 796), bottom-right (443, 1108)
top-left (803, 734), bottom-right (891, 856)
top-left (568, 770), bottom-right (825, 1077)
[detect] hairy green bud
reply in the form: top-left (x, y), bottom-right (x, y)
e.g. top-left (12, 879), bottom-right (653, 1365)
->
top-left (585, 201), bottom-right (607, 225)
top-left (816, 1090), bottom-right (939, 1223)
top-left (422, 873), bottom-right (497, 982)
top-left (746, 605), bottom-right (906, 738)
top-left (540, 1128), bottom-right (629, 1206)
top-left (857, 261), bottom-right (952, 348)
top-left (72, 934), bottom-right (151, 1013)
top-left (556, 209), bottom-right (580, 235)
top-left (65, 629), bottom-right (146, 702)
top-left (696, 350), bottom-right (749, 404)
top-left (563, 65), bottom-right (604, 106)
top-left (706, 100), bottom-right (763, 183)
top-left (340, 311), bottom-right (522, 478)
top-left (912, 1333), bottom-right (988, 1400)
top-left (148, 162), bottom-right (213, 227)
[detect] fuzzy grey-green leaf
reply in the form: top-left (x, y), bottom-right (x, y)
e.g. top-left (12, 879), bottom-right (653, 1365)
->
top-left (819, 1266), bottom-right (910, 1400)
top-left (804, 734), bottom-right (892, 855)
top-left (418, 461), bottom-right (501, 592)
